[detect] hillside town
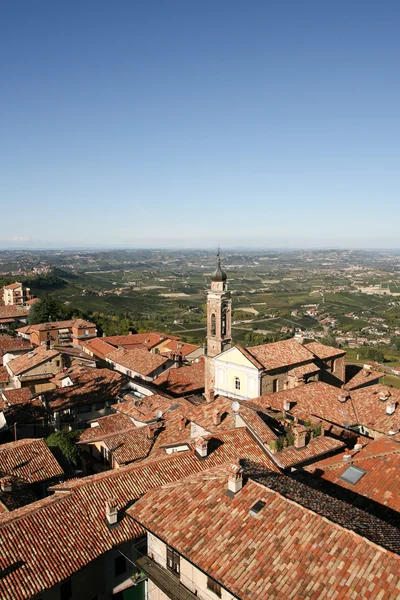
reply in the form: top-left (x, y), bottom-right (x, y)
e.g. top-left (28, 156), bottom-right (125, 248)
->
top-left (1, 256), bottom-right (400, 600)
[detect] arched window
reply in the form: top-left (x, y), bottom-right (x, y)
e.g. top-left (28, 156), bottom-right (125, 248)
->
top-left (234, 376), bottom-right (241, 390)
top-left (211, 313), bottom-right (216, 337)
top-left (221, 305), bottom-right (227, 337)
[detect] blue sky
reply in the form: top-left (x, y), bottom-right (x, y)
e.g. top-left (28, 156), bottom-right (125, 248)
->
top-left (1, 1), bottom-right (399, 249)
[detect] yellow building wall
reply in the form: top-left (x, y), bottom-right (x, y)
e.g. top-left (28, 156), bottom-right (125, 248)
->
top-left (214, 347), bottom-right (259, 399)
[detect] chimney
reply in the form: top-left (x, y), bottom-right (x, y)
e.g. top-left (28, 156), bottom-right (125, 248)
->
top-left (389, 424), bottom-right (400, 436)
top-left (178, 415), bottom-right (187, 431)
top-left (343, 450), bottom-right (352, 462)
top-left (386, 400), bottom-right (396, 415)
top-left (354, 437), bottom-right (363, 451)
top-left (205, 388), bottom-right (215, 404)
top-left (147, 424), bottom-right (156, 440)
top-left (283, 399), bottom-right (291, 412)
top-left (338, 392), bottom-right (348, 403)
top-left (1, 477), bottom-right (12, 492)
top-left (227, 464), bottom-right (243, 497)
top-left (194, 436), bottom-right (208, 459)
top-left (213, 409), bottom-right (221, 426)
top-left (293, 425), bottom-right (307, 449)
top-left (379, 388), bottom-right (391, 402)
top-left (105, 499), bottom-right (118, 525)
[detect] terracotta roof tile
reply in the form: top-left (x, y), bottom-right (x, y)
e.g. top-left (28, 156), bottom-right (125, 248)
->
top-left (6, 346), bottom-right (61, 376)
top-left (304, 340), bottom-right (346, 360)
top-left (0, 432), bottom-right (276, 600)
top-left (129, 464), bottom-right (400, 600)
top-left (78, 413), bottom-right (135, 442)
top-left (345, 365), bottom-right (383, 390)
top-left (0, 335), bottom-right (31, 364)
top-left (2, 388), bottom-right (33, 406)
top-left (17, 318), bottom-right (95, 334)
top-left (0, 438), bottom-right (63, 483)
top-left (276, 436), bottom-right (346, 468)
top-left (107, 347), bottom-right (169, 376)
top-left (113, 395), bottom-right (192, 424)
top-left (305, 437), bottom-right (400, 512)
top-left (45, 366), bottom-right (125, 412)
top-left (246, 338), bottom-right (317, 370)
top-left (153, 358), bottom-right (205, 395)
top-left (0, 306), bottom-right (29, 320)
top-left (0, 366), bottom-right (9, 384)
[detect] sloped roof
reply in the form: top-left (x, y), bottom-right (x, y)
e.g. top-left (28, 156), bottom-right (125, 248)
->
top-left (6, 347), bottom-right (60, 376)
top-left (153, 358), bottom-right (205, 395)
top-left (0, 438), bottom-right (63, 483)
top-left (305, 437), bottom-right (400, 513)
top-left (304, 340), bottom-right (346, 360)
top-left (345, 365), bottom-right (383, 390)
top-left (107, 347), bottom-right (169, 376)
top-left (78, 412), bottom-right (135, 443)
top-left (245, 338), bottom-right (317, 371)
top-left (0, 335), bottom-right (31, 364)
top-left (275, 436), bottom-right (346, 468)
top-left (0, 306), bottom-right (29, 320)
top-left (45, 366), bottom-right (124, 411)
top-left (129, 464), bottom-right (400, 600)
top-left (0, 431), bottom-right (276, 600)
top-left (253, 381), bottom-right (358, 427)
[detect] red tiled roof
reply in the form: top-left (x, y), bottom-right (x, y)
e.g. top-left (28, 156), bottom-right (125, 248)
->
top-left (0, 306), bottom-right (29, 320)
top-left (238, 406), bottom-right (277, 444)
top-left (3, 283), bottom-right (22, 290)
top-left (345, 365), bottom-right (383, 390)
top-left (78, 413), bottom-right (135, 443)
top-left (113, 395), bottom-right (190, 424)
top-left (0, 366), bottom-right (9, 384)
top-left (253, 381), bottom-right (358, 427)
top-left (0, 431), bottom-right (276, 600)
top-left (188, 396), bottom-right (236, 432)
top-left (246, 338), bottom-right (317, 370)
top-left (304, 340), bottom-right (346, 360)
top-left (275, 436), bottom-right (346, 468)
top-left (16, 318), bottom-right (96, 334)
top-left (351, 384), bottom-right (400, 438)
top-left (0, 438), bottom-right (63, 483)
top-left (153, 358), bottom-right (205, 395)
top-left (80, 337), bottom-right (116, 359)
top-left (6, 347), bottom-right (61, 376)
top-left (159, 339), bottom-right (201, 358)
top-left (103, 332), bottom-right (180, 350)
top-left (101, 428), bottom-right (154, 465)
top-left (1, 388), bottom-right (33, 406)
top-left (45, 366), bottom-right (125, 412)
top-left (129, 464), bottom-right (400, 600)
top-left (107, 347), bottom-right (169, 376)
top-left (0, 335), bottom-right (31, 364)
top-left (305, 438), bottom-right (400, 512)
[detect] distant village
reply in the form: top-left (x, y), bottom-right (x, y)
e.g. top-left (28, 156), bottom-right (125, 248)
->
top-left (1, 261), bottom-right (400, 600)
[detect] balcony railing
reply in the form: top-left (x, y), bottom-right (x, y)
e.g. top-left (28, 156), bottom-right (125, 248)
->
top-left (136, 556), bottom-right (198, 600)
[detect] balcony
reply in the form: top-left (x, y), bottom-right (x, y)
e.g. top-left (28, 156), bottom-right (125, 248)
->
top-left (136, 555), bottom-right (198, 600)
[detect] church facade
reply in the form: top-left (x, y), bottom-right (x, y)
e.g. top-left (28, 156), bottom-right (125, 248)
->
top-left (204, 254), bottom-right (345, 401)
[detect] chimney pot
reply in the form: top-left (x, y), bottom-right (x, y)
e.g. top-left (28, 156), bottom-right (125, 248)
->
top-left (205, 388), bottom-right (215, 404)
top-left (283, 399), bottom-right (291, 412)
top-left (194, 436), bottom-right (208, 459)
top-left (105, 499), bottom-right (118, 525)
top-left (379, 388), bottom-right (391, 402)
top-left (386, 400), bottom-right (396, 415)
top-left (178, 415), bottom-right (187, 431)
top-left (293, 425), bottom-right (307, 449)
top-left (147, 425), bottom-right (156, 440)
top-left (227, 464), bottom-right (243, 496)
top-left (354, 437), bottom-right (363, 451)
top-left (343, 451), bottom-right (352, 462)
top-left (338, 392), bottom-right (348, 403)
top-left (213, 409), bottom-right (221, 426)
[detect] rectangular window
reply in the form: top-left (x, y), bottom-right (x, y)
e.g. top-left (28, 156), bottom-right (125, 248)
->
top-left (114, 555), bottom-right (127, 577)
top-left (207, 577), bottom-right (222, 597)
top-left (126, 370), bottom-right (132, 378)
top-left (60, 579), bottom-right (72, 600)
top-left (166, 546), bottom-right (180, 575)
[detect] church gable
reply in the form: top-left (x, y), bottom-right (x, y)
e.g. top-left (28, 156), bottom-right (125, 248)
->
top-left (215, 346), bottom-right (261, 371)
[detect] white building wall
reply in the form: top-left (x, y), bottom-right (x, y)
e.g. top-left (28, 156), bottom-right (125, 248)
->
top-left (147, 533), bottom-right (237, 600)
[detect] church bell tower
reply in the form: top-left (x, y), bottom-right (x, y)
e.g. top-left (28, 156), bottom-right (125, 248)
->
top-left (204, 251), bottom-right (232, 401)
